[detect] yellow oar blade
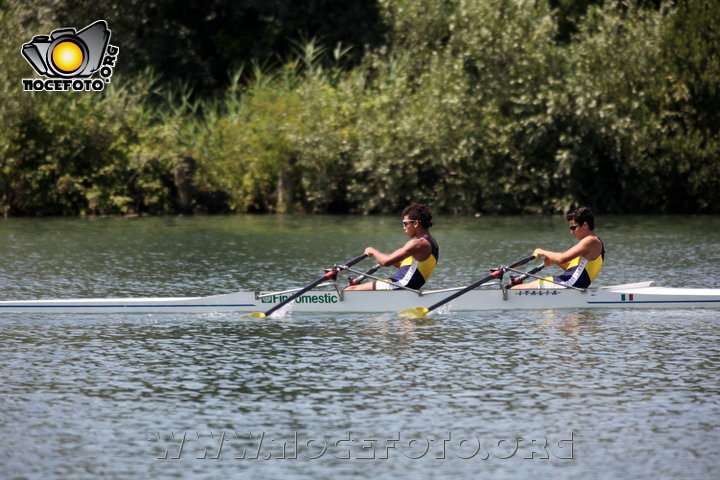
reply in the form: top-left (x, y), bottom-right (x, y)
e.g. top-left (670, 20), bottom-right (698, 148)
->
top-left (247, 312), bottom-right (267, 318)
top-left (397, 307), bottom-right (429, 319)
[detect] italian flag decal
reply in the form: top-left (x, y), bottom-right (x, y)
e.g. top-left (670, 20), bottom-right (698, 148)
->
top-left (621, 294), bottom-right (635, 302)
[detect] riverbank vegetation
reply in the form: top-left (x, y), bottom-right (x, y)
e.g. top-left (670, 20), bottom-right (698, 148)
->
top-left (1, 0), bottom-right (718, 216)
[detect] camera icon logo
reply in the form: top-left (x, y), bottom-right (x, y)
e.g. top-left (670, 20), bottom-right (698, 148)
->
top-left (21, 20), bottom-right (119, 92)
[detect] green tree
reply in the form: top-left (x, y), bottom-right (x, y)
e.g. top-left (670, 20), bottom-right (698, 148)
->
top-left (46, 0), bottom-right (387, 94)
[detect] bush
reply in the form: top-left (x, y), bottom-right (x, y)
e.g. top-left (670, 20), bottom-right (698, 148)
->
top-left (1, 0), bottom-right (718, 216)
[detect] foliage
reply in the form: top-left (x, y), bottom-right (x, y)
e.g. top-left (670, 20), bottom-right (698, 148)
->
top-left (45, 0), bottom-right (388, 93)
top-left (0, 76), bottom-right (176, 216)
top-left (194, 41), bottom-right (359, 213)
top-left (1, 0), bottom-right (719, 216)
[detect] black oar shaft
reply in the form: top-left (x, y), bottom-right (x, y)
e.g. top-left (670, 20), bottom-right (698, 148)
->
top-left (506, 263), bottom-right (545, 288)
top-left (349, 263), bottom-right (381, 286)
top-left (261, 253), bottom-right (368, 317)
top-left (425, 254), bottom-right (536, 314)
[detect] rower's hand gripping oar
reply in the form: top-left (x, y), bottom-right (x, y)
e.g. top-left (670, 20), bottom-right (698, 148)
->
top-left (250, 253), bottom-right (368, 318)
top-left (398, 254), bottom-right (538, 319)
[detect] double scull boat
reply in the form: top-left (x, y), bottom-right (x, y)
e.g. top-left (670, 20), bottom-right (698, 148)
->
top-left (1, 281), bottom-right (719, 314)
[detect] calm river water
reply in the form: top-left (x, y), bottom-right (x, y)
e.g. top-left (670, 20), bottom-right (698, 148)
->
top-left (1, 215), bottom-right (719, 479)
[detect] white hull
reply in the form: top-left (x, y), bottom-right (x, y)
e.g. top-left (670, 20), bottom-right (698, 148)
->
top-left (1, 282), bottom-right (720, 314)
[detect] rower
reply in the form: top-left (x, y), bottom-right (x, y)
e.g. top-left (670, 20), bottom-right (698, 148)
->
top-left (511, 207), bottom-right (604, 290)
top-left (345, 203), bottom-right (439, 291)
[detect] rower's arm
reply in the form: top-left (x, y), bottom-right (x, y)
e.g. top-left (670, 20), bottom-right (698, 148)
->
top-left (365, 238), bottom-right (430, 267)
top-left (534, 236), bottom-right (602, 269)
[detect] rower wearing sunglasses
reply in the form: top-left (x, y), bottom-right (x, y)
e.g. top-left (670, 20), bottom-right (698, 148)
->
top-left (346, 203), bottom-right (439, 291)
top-left (512, 206), bottom-right (605, 290)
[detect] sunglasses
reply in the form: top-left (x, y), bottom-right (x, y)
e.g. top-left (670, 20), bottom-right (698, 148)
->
top-left (569, 223), bottom-right (583, 231)
top-left (402, 219), bottom-right (418, 227)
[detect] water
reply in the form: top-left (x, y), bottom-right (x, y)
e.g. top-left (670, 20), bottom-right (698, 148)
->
top-left (1, 215), bottom-right (719, 479)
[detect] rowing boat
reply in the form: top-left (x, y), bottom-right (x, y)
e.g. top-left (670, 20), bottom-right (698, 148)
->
top-left (1, 281), bottom-right (719, 314)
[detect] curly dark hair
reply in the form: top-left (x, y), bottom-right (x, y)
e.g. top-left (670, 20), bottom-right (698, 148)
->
top-left (566, 207), bottom-right (595, 230)
top-left (402, 203), bottom-right (433, 228)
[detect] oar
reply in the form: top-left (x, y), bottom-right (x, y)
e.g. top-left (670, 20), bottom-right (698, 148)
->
top-left (250, 253), bottom-right (368, 318)
top-left (348, 263), bottom-right (381, 286)
top-left (505, 263), bottom-right (545, 289)
top-left (398, 254), bottom-right (538, 319)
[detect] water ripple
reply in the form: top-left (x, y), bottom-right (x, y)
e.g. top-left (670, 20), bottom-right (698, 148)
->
top-left (1, 216), bottom-right (720, 479)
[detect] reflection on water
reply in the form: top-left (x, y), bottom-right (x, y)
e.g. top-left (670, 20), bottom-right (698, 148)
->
top-left (1, 215), bottom-right (719, 479)
top-left (533, 309), bottom-right (608, 335)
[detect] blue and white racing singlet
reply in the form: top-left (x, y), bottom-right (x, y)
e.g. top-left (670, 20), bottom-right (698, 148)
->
top-left (540, 236), bottom-right (605, 289)
top-left (376, 235), bottom-right (439, 290)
